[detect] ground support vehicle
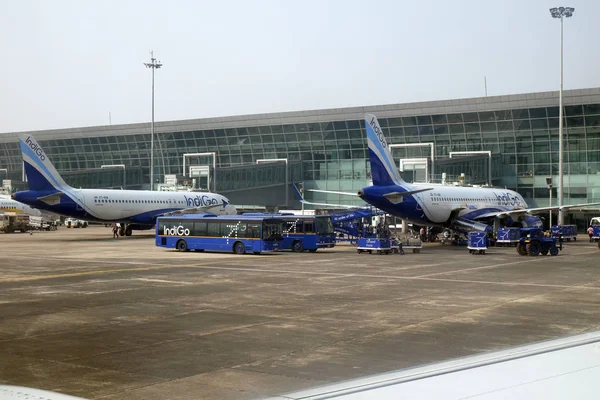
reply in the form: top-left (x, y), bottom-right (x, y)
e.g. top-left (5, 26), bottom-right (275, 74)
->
top-left (65, 218), bottom-right (88, 228)
top-left (28, 216), bottom-right (58, 231)
top-left (357, 236), bottom-right (392, 255)
top-left (0, 213), bottom-right (30, 233)
top-left (496, 227), bottom-right (520, 247)
top-left (468, 232), bottom-right (488, 254)
top-left (389, 238), bottom-right (404, 254)
top-left (552, 225), bottom-right (577, 241)
top-left (592, 226), bottom-right (600, 249)
top-left (156, 214), bottom-right (283, 254)
top-left (517, 228), bottom-right (561, 257)
top-left (243, 213), bottom-right (335, 252)
top-left (398, 237), bottom-right (422, 253)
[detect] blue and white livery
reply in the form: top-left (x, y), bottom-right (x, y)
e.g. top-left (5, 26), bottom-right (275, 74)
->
top-left (13, 135), bottom-right (237, 236)
top-left (307, 114), bottom-right (600, 232)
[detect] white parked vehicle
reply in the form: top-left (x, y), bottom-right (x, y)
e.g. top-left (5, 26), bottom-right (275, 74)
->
top-left (65, 218), bottom-right (88, 228)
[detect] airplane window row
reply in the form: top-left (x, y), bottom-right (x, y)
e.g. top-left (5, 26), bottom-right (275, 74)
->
top-left (432, 197), bottom-right (514, 203)
top-left (98, 199), bottom-right (186, 205)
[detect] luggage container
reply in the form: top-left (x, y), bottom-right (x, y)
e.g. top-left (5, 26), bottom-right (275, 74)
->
top-left (399, 237), bottom-right (422, 253)
top-left (468, 232), bottom-right (487, 254)
top-left (496, 227), bottom-right (520, 246)
top-left (357, 237), bottom-right (392, 255)
top-left (551, 225), bottom-right (577, 241)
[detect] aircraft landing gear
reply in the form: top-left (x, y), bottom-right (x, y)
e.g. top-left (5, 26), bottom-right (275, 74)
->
top-left (119, 224), bottom-right (133, 237)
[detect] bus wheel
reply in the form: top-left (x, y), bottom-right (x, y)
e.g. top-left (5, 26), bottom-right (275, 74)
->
top-left (292, 240), bottom-right (304, 252)
top-left (176, 239), bottom-right (188, 252)
top-left (308, 249), bottom-right (317, 253)
top-left (233, 241), bottom-right (246, 255)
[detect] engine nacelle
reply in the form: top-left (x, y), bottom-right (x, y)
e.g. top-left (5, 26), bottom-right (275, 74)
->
top-left (519, 215), bottom-right (543, 229)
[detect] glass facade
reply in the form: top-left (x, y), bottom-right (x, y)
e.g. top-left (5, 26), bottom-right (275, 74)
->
top-left (1, 89), bottom-right (599, 218)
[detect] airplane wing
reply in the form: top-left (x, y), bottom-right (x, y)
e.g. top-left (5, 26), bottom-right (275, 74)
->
top-left (266, 330), bottom-right (600, 400)
top-left (0, 385), bottom-right (85, 399)
top-left (473, 202), bottom-right (600, 220)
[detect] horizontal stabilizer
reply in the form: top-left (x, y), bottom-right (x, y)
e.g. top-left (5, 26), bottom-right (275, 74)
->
top-left (307, 189), bottom-right (358, 197)
top-left (383, 188), bottom-right (433, 204)
top-left (299, 199), bottom-right (366, 209)
top-left (36, 192), bottom-right (63, 206)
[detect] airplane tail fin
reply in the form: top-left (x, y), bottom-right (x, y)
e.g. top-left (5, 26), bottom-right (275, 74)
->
top-left (19, 135), bottom-right (70, 192)
top-left (365, 114), bottom-right (408, 187)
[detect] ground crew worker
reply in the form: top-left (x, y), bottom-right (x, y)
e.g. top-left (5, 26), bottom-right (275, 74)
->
top-left (588, 226), bottom-right (594, 242)
top-left (112, 223), bottom-right (119, 239)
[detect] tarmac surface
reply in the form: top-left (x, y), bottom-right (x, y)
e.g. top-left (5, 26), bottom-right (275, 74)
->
top-left (1, 226), bottom-right (600, 399)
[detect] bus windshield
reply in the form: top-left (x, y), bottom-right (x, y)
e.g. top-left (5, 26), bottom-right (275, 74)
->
top-left (316, 217), bottom-right (334, 235)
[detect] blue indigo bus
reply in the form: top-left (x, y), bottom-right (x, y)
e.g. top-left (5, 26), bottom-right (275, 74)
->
top-left (243, 213), bottom-right (335, 252)
top-left (156, 214), bottom-right (283, 254)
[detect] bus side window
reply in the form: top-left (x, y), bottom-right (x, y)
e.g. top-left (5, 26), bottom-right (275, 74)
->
top-left (207, 222), bottom-right (221, 237)
top-left (194, 222), bottom-right (207, 236)
top-left (295, 221), bottom-right (303, 233)
top-left (304, 222), bottom-right (313, 233)
top-left (247, 223), bottom-right (260, 239)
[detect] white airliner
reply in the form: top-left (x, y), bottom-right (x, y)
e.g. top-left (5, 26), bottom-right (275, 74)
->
top-left (0, 195), bottom-right (42, 216)
top-left (306, 114), bottom-right (600, 233)
top-left (12, 135), bottom-right (237, 236)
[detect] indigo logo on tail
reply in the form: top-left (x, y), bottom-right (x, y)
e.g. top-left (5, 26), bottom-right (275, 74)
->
top-left (25, 136), bottom-right (46, 161)
top-left (368, 116), bottom-right (387, 148)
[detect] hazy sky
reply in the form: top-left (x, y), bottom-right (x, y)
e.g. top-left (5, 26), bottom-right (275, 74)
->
top-left (0, 0), bottom-right (597, 133)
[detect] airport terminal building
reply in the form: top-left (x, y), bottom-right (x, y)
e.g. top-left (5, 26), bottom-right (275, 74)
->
top-left (1, 87), bottom-right (599, 225)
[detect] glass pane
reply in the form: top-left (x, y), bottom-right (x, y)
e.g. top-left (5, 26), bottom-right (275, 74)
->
top-left (462, 112), bottom-right (479, 123)
top-left (584, 104), bottom-right (600, 115)
top-left (511, 109), bottom-right (529, 119)
top-left (417, 115), bottom-right (431, 125)
top-left (431, 114), bottom-right (447, 124)
top-left (529, 107), bottom-right (547, 119)
top-left (565, 105), bottom-right (583, 116)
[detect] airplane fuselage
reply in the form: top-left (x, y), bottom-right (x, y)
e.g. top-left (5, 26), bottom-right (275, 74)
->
top-left (360, 184), bottom-right (527, 227)
top-left (14, 188), bottom-right (236, 225)
top-left (0, 195), bottom-right (42, 216)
